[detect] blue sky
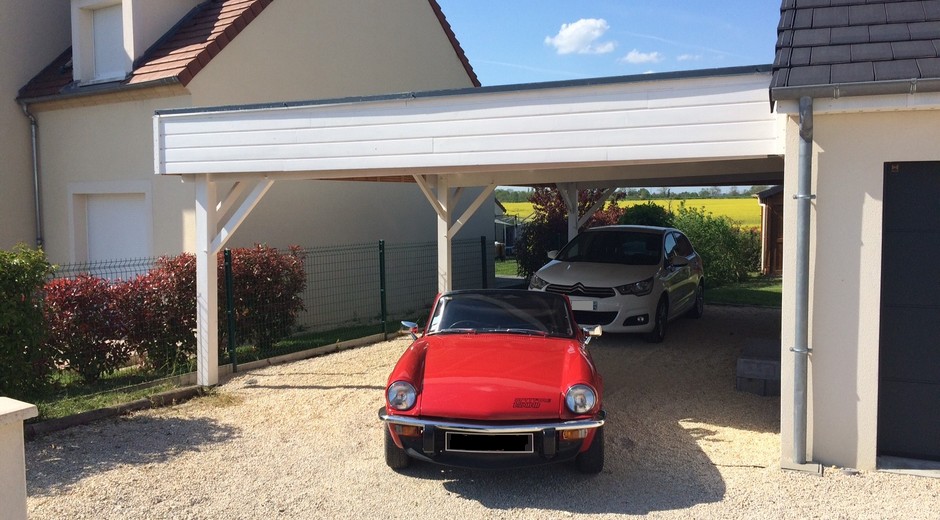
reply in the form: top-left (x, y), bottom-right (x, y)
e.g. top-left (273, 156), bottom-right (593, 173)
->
top-left (435, 1), bottom-right (781, 86)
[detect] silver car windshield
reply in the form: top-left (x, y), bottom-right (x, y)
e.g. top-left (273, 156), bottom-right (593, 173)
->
top-left (556, 230), bottom-right (662, 266)
top-left (428, 291), bottom-right (575, 338)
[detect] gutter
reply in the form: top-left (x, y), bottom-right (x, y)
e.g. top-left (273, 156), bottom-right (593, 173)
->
top-left (19, 103), bottom-right (43, 248)
top-left (772, 77), bottom-right (940, 102)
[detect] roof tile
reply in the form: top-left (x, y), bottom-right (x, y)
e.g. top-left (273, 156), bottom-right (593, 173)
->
top-left (926, 0), bottom-right (940, 19)
top-left (793, 27), bottom-right (833, 45)
top-left (793, 47), bottom-right (813, 65)
top-left (849, 4), bottom-right (888, 25)
top-left (812, 44), bottom-right (854, 63)
top-left (917, 56), bottom-right (940, 74)
top-left (795, 8), bottom-right (816, 28)
top-left (892, 39), bottom-right (938, 57)
top-left (814, 6), bottom-right (851, 26)
top-left (831, 25), bottom-right (872, 43)
top-left (870, 22), bottom-right (913, 41)
top-left (874, 58), bottom-right (921, 79)
top-left (788, 64), bottom-right (832, 85)
top-left (885, 2), bottom-right (927, 22)
top-left (795, 0), bottom-right (832, 8)
top-left (851, 42), bottom-right (895, 60)
top-left (831, 61), bottom-right (876, 81)
top-left (908, 20), bottom-right (940, 38)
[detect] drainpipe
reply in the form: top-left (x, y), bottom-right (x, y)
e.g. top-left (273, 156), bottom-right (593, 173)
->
top-left (20, 102), bottom-right (44, 249)
top-left (792, 96), bottom-right (814, 465)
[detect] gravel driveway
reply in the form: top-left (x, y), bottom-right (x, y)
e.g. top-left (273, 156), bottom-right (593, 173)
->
top-left (26, 306), bottom-right (939, 519)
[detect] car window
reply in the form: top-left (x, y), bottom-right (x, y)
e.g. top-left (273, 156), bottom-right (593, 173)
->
top-left (556, 230), bottom-right (661, 266)
top-left (428, 292), bottom-right (574, 338)
top-left (664, 233), bottom-right (677, 259)
top-left (674, 232), bottom-right (694, 257)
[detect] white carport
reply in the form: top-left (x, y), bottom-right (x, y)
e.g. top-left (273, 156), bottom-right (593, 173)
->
top-left (152, 65), bottom-right (784, 387)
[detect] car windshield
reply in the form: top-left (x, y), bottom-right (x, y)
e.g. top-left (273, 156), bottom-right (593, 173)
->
top-left (556, 230), bottom-right (662, 265)
top-left (427, 291), bottom-right (575, 338)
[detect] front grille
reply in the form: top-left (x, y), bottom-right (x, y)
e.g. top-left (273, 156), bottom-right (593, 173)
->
top-left (545, 283), bottom-right (615, 298)
top-left (574, 310), bottom-right (618, 326)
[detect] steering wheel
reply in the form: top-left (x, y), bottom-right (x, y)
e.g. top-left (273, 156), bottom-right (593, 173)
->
top-left (448, 320), bottom-right (485, 329)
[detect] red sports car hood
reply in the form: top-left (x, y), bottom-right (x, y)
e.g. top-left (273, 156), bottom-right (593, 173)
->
top-left (417, 334), bottom-right (585, 420)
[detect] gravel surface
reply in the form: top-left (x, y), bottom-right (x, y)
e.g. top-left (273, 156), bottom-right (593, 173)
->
top-left (26, 306), bottom-right (940, 519)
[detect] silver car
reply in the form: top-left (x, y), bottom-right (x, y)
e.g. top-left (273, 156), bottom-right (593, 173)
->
top-left (528, 225), bottom-right (704, 342)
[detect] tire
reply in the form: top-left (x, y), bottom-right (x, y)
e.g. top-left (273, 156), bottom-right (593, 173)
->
top-left (384, 426), bottom-right (410, 470)
top-left (576, 426), bottom-right (604, 474)
top-left (644, 296), bottom-right (668, 343)
top-left (686, 283), bottom-right (704, 319)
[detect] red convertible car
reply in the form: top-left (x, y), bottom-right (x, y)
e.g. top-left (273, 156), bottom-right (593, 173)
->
top-left (379, 289), bottom-right (606, 473)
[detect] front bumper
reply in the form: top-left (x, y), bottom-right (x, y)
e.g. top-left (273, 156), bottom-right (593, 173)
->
top-left (379, 407), bottom-right (606, 469)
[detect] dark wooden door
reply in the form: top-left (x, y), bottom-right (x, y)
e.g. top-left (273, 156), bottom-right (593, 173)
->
top-left (878, 161), bottom-right (940, 461)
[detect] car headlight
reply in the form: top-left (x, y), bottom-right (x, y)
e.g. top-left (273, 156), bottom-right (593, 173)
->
top-left (615, 277), bottom-right (653, 296)
top-left (529, 274), bottom-right (549, 290)
top-left (387, 381), bottom-right (417, 411)
top-left (565, 384), bottom-right (597, 414)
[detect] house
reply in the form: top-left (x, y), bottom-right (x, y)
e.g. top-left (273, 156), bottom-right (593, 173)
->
top-left (0, 0), bottom-right (71, 250)
top-left (757, 185), bottom-right (783, 276)
top-left (10, 0), bottom-right (490, 265)
top-left (772, 0), bottom-right (940, 468)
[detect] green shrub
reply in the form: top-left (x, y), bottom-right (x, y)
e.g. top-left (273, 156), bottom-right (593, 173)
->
top-left (672, 203), bottom-right (759, 287)
top-left (619, 202), bottom-right (674, 227)
top-left (0, 245), bottom-right (54, 397)
top-left (43, 275), bottom-right (130, 382)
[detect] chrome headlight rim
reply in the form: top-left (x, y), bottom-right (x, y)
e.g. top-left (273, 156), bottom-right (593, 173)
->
top-left (387, 381), bottom-right (417, 411)
top-left (528, 273), bottom-right (549, 290)
top-left (565, 384), bottom-right (597, 414)
top-left (615, 276), bottom-right (654, 296)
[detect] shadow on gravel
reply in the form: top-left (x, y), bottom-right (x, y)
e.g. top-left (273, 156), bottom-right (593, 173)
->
top-left (26, 416), bottom-right (237, 495)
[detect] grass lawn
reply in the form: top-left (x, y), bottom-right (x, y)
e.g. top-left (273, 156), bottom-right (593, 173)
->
top-left (495, 258), bottom-right (520, 277)
top-left (708, 275), bottom-right (782, 308)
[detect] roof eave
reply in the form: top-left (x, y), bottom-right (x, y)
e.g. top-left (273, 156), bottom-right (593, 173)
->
top-left (771, 77), bottom-right (940, 102)
top-left (17, 76), bottom-right (182, 106)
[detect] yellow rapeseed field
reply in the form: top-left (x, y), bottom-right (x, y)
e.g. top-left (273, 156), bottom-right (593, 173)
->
top-left (502, 198), bottom-right (762, 229)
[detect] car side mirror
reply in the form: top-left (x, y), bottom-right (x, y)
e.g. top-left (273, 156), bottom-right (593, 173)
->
top-left (547, 250), bottom-right (558, 260)
top-left (401, 321), bottom-right (419, 340)
top-left (669, 255), bottom-right (689, 268)
top-left (581, 325), bottom-right (602, 345)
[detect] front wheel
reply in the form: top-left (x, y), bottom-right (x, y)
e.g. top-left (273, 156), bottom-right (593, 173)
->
top-left (644, 297), bottom-right (668, 343)
top-left (575, 426), bottom-right (604, 474)
top-left (384, 426), bottom-right (410, 470)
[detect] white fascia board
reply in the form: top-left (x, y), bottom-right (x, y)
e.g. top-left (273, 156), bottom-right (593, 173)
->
top-left (775, 91), bottom-right (940, 115)
top-left (155, 71), bottom-right (782, 178)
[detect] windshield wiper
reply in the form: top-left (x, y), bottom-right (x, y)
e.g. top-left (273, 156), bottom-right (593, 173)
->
top-left (498, 328), bottom-right (548, 337)
top-left (433, 328), bottom-right (477, 335)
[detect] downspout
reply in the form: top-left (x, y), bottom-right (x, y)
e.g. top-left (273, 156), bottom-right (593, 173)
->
top-left (792, 96), bottom-right (814, 465)
top-left (20, 102), bottom-right (43, 249)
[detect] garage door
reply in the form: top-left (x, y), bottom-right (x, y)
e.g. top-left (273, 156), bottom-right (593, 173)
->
top-left (878, 161), bottom-right (940, 461)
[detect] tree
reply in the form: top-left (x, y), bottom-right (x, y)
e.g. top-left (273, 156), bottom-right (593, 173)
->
top-left (515, 188), bottom-right (625, 279)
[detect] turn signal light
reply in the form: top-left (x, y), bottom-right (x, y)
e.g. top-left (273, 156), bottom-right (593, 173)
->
top-left (394, 425), bottom-right (422, 437)
top-left (561, 429), bottom-right (588, 441)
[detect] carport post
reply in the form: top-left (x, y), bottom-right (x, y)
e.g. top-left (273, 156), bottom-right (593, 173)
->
top-left (437, 175), bottom-right (453, 292)
top-left (195, 175), bottom-right (220, 387)
top-left (557, 183), bottom-right (579, 241)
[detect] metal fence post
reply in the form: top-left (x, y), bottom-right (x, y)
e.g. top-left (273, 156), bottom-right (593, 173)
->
top-left (223, 249), bottom-right (237, 373)
top-left (480, 236), bottom-right (488, 289)
top-left (379, 240), bottom-right (388, 340)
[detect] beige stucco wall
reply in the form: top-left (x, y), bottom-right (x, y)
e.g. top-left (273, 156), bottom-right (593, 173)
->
top-left (780, 108), bottom-right (940, 470)
top-left (32, 0), bottom-right (486, 264)
top-left (0, 0), bottom-right (71, 250)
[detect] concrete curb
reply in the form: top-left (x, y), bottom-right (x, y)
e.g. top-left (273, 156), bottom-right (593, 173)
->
top-left (24, 386), bottom-right (207, 441)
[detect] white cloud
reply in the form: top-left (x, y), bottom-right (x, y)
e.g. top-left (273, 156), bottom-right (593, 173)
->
top-left (677, 54), bottom-right (702, 62)
top-left (544, 18), bottom-right (616, 55)
top-left (619, 49), bottom-right (664, 64)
